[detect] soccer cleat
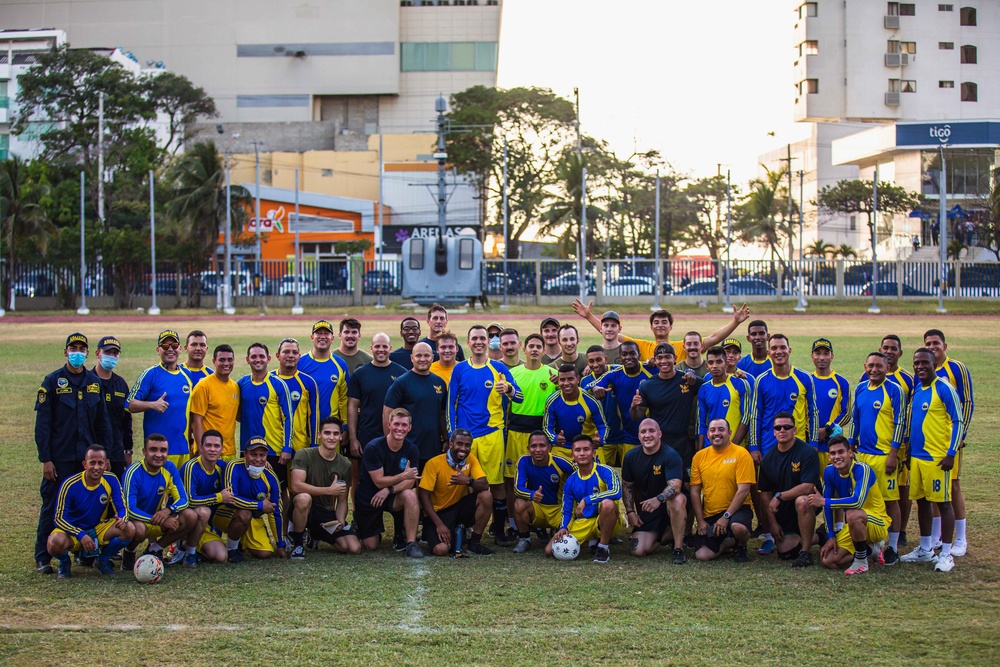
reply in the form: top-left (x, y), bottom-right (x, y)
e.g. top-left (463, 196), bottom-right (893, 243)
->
top-left (874, 550), bottom-right (885, 566)
top-left (792, 551), bottom-right (814, 568)
top-left (844, 559), bottom-right (869, 576)
top-left (672, 548), bottom-right (687, 565)
top-left (227, 548), bottom-right (246, 564)
top-left (164, 544), bottom-right (185, 567)
top-left (757, 538), bottom-right (775, 555)
top-left (934, 553), bottom-right (955, 572)
top-left (931, 538), bottom-right (943, 551)
top-left (733, 545), bottom-right (750, 563)
top-left (882, 547), bottom-right (899, 565)
top-left (392, 534), bottom-right (407, 552)
top-left (56, 557), bottom-right (72, 579)
top-left (609, 537), bottom-right (624, 546)
top-left (93, 558), bottom-right (116, 576)
top-left (467, 541), bottom-right (495, 556)
top-left (512, 538), bottom-right (532, 554)
top-left (405, 541), bottom-right (425, 559)
top-left (121, 549), bottom-right (136, 572)
top-left (899, 547), bottom-right (937, 564)
top-left (36, 560), bottom-right (54, 575)
top-left (952, 539), bottom-right (968, 557)
top-left (289, 545), bottom-right (306, 561)
top-left (592, 546), bottom-right (611, 564)
top-left (183, 553), bottom-right (198, 568)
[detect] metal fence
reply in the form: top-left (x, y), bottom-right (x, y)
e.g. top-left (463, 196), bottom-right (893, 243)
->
top-left (2, 257), bottom-right (998, 309)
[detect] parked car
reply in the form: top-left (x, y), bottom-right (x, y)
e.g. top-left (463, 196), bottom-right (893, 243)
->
top-left (542, 271), bottom-right (595, 296)
top-left (861, 281), bottom-right (934, 296)
top-left (363, 269), bottom-right (398, 294)
top-left (12, 270), bottom-right (58, 298)
top-left (279, 275), bottom-right (317, 296)
top-left (603, 276), bottom-right (657, 296)
top-left (672, 278), bottom-right (792, 296)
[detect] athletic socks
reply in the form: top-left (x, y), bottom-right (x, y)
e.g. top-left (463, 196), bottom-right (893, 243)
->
top-left (469, 531), bottom-right (483, 545)
top-left (518, 531), bottom-right (530, 540)
top-left (940, 542), bottom-right (953, 558)
top-left (492, 500), bottom-right (507, 534)
top-left (760, 532), bottom-right (773, 543)
top-left (597, 542), bottom-right (609, 551)
top-left (226, 538), bottom-right (240, 550)
top-left (919, 535), bottom-right (933, 552)
top-left (101, 536), bottom-right (130, 559)
top-left (147, 542), bottom-right (163, 553)
top-left (289, 530), bottom-right (306, 548)
top-left (853, 540), bottom-right (868, 561)
top-left (186, 545), bottom-right (197, 555)
top-left (931, 516), bottom-right (942, 544)
top-left (955, 518), bottom-right (967, 543)
top-left (888, 532), bottom-right (900, 551)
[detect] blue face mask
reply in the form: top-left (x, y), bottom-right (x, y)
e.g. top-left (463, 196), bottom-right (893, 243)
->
top-left (67, 351), bottom-right (87, 369)
top-left (99, 355), bottom-right (119, 371)
top-left (488, 336), bottom-right (501, 350)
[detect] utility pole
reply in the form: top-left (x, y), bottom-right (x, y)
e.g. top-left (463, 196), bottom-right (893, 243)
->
top-left (251, 139), bottom-right (264, 274)
top-left (376, 132), bottom-right (386, 309)
top-left (723, 169), bottom-right (734, 313)
top-left (868, 166), bottom-right (880, 314)
top-left (652, 170), bottom-right (662, 310)
top-left (501, 136), bottom-right (509, 309)
top-left (77, 171), bottom-right (89, 315)
top-left (0, 191), bottom-right (5, 317)
top-left (292, 167), bottom-right (303, 315)
top-left (574, 87), bottom-right (587, 302)
top-left (794, 169), bottom-right (808, 312)
top-left (97, 92), bottom-right (105, 228)
top-left (148, 169), bottom-right (160, 316)
top-left (937, 146), bottom-right (948, 313)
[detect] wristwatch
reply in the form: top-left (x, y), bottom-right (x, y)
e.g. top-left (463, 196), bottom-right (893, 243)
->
top-left (775, 491), bottom-right (783, 501)
top-left (656, 493), bottom-right (665, 503)
top-left (722, 511), bottom-right (731, 520)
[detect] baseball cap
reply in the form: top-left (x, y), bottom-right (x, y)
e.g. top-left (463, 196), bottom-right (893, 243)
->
top-left (245, 437), bottom-right (269, 451)
top-left (157, 330), bottom-right (180, 346)
top-left (540, 317), bottom-right (560, 330)
top-left (722, 337), bottom-right (742, 352)
top-left (65, 332), bottom-right (88, 348)
top-left (97, 336), bottom-right (122, 351)
top-left (600, 310), bottom-right (620, 324)
top-left (812, 338), bottom-right (834, 353)
top-left (653, 343), bottom-right (676, 357)
top-left (312, 320), bottom-right (334, 334)
top-left (486, 321), bottom-right (504, 334)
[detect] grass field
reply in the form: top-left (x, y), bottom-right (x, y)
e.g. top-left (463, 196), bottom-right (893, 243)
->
top-left (1, 306), bottom-right (998, 666)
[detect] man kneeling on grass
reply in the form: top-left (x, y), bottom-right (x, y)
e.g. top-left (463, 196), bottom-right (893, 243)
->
top-left (417, 429), bottom-right (494, 557)
top-left (224, 437), bottom-right (287, 561)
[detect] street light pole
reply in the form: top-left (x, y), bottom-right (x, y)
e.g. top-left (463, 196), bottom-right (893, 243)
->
top-left (251, 139), bottom-right (263, 280)
top-left (223, 162), bottom-right (235, 315)
top-left (376, 132), bottom-right (386, 309)
top-left (501, 136), bottom-right (509, 310)
top-left (723, 169), bottom-right (734, 313)
top-left (937, 145), bottom-right (948, 313)
top-left (868, 165), bottom-right (880, 314)
top-left (794, 169), bottom-right (808, 311)
top-left (77, 170), bottom-right (89, 315)
top-left (148, 169), bottom-right (160, 316)
top-left (292, 167), bottom-right (303, 315)
top-left (652, 170), bottom-right (662, 311)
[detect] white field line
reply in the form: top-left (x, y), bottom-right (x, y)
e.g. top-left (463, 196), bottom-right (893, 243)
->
top-left (396, 559), bottom-right (428, 632)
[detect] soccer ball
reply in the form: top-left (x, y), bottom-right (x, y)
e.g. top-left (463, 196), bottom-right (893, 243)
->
top-left (551, 534), bottom-right (581, 561)
top-left (133, 554), bottom-right (164, 584)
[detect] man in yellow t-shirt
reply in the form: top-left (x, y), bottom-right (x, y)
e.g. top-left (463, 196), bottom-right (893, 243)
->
top-left (189, 344), bottom-right (241, 461)
top-left (417, 429), bottom-right (494, 557)
top-left (429, 331), bottom-right (459, 388)
top-left (689, 418), bottom-right (755, 562)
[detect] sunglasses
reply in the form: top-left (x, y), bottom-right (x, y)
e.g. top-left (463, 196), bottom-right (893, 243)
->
top-left (773, 424), bottom-right (795, 431)
top-left (159, 342), bottom-right (180, 350)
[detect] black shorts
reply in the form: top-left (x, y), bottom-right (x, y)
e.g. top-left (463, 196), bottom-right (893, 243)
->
top-left (421, 493), bottom-right (477, 549)
top-left (773, 502), bottom-right (820, 536)
top-left (306, 504), bottom-right (357, 543)
top-left (631, 506), bottom-right (667, 536)
top-left (266, 455), bottom-right (288, 487)
top-left (353, 497), bottom-right (400, 541)
top-left (698, 506), bottom-right (753, 553)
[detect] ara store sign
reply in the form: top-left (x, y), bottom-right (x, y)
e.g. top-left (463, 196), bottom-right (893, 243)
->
top-left (247, 206), bottom-right (287, 233)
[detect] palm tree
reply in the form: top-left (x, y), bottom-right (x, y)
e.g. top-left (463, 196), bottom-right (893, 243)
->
top-left (832, 244), bottom-right (858, 260)
top-left (165, 141), bottom-right (251, 306)
top-left (805, 238), bottom-right (835, 258)
top-left (735, 165), bottom-right (793, 270)
top-left (0, 156), bottom-right (55, 309)
top-left (537, 151), bottom-right (606, 259)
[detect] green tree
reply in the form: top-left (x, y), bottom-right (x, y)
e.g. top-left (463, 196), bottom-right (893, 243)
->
top-left (538, 150), bottom-right (606, 259)
top-left (815, 179), bottom-right (919, 258)
top-left (145, 71), bottom-right (218, 154)
top-left (832, 243), bottom-right (858, 259)
top-left (0, 156), bottom-right (56, 308)
top-left (805, 238), bottom-right (835, 258)
top-left (677, 174), bottom-right (732, 261)
top-left (735, 165), bottom-right (794, 269)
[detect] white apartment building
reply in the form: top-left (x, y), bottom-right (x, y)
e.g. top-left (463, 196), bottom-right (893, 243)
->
top-left (760, 1), bottom-right (999, 259)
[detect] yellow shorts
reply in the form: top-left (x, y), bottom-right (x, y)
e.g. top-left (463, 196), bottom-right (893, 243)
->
top-left (599, 443), bottom-right (634, 468)
top-left (897, 447), bottom-right (910, 487)
top-left (471, 430), bottom-right (506, 485)
top-left (242, 514), bottom-right (278, 553)
top-left (817, 451), bottom-right (829, 471)
top-left (835, 519), bottom-right (888, 553)
top-left (531, 502), bottom-right (562, 530)
top-left (504, 430), bottom-right (531, 479)
top-left (222, 453), bottom-right (240, 463)
top-left (954, 447), bottom-right (963, 480)
top-left (909, 457), bottom-right (952, 503)
top-left (52, 517), bottom-right (117, 551)
top-left (144, 522), bottom-right (166, 542)
top-left (168, 454), bottom-right (191, 469)
top-left (857, 453), bottom-right (900, 502)
top-left (197, 513), bottom-right (232, 551)
top-left (566, 511), bottom-right (623, 544)
top-left (551, 447), bottom-right (574, 463)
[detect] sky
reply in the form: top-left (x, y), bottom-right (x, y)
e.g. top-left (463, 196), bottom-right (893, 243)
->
top-left (496, 0), bottom-right (811, 187)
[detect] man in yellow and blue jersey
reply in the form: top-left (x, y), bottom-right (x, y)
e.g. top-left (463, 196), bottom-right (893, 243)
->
top-left (179, 330), bottom-right (213, 387)
top-left (547, 434), bottom-right (622, 564)
top-left (47, 444), bottom-right (135, 578)
top-left (121, 434), bottom-right (196, 572)
top-left (237, 342), bottom-right (293, 461)
top-left (297, 319), bottom-right (350, 424)
top-left (697, 346), bottom-right (751, 449)
top-left (924, 328), bottom-right (973, 557)
top-left (511, 432), bottom-right (576, 553)
top-left (543, 364), bottom-right (607, 461)
top-left (810, 338), bottom-right (853, 470)
top-left (899, 348), bottom-right (963, 572)
top-left (736, 320), bottom-right (772, 380)
top-left (271, 338), bottom-right (321, 489)
top-left (448, 325), bottom-right (522, 542)
top-left (180, 430), bottom-right (234, 566)
top-left (591, 341), bottom-right (655, 466)
top-left (225, 437), bottom-right (287, 561)
top-left (808, 436), bottom-right (890, 576)
top-left (127, 330), bottom-right (194, 469)
top-left (750, 333), bottom-right (818, 462)
top-left (851, 351), bottom-right (905, 564)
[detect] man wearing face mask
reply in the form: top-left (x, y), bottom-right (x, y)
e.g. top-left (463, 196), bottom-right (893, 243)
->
top-left (34, 333), bottom-right (112, 574)
top-left (486, 322), bottom-right (504, 362)
top-left (93, 336), bottom-right (133, 479)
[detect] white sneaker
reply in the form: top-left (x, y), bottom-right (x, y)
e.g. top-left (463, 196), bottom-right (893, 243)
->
top-left (932, 538), bottom-right (943, 550)
top-left (934, 553), bottom-right (955, 572)
top-left (952, 539), bottom-right (968, 557)
top-left (899, 547), bottom-right (937, 563)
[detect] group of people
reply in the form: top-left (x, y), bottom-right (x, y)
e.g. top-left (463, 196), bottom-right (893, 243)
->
top-left (33, 300), bottom-right (973, 577)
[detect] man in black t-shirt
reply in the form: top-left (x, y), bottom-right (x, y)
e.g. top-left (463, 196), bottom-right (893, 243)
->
top-left (353, 408), bottom-right (424, 558)
top-left (420, 303), bottom-right (466, 362)
top-left (630, 343), bottom-right (699, 472)
top-left (757, 411), bottom-right (822, 567)
top-left (383, 342), bottom-right (448, 470)
top-left (388, 317), bottom-right (421, 370)
top-left (347, 332), bottom-right (407, 458)
top-left (622, 418), bottom-right (687, 563)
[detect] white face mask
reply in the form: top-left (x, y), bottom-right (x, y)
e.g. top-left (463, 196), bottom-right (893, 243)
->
top-left (247, 464), bottom-right (266, 477)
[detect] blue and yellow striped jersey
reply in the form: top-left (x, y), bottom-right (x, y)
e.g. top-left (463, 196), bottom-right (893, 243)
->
top-left (513, 453), bottom-right (576, 506)
top-left (297, 353), bottom-right (350, 423)
top-left (122, 460), bottom-right (189, 522)
top-left (936, 357), bottom-right (973, 440)
top-left (812, 371), bottom-right (853, 453)
top-left (180, 363), bottom-right (213, 387)
top-left (861, 367), bottom-right (915, 447)
top-left (593, 365), bottom-right (655, 445)
top-left (543, 390), bottom-right (607, 452)
top-left (822, 459), bottom-right (889, 530)
top-left (909, 377), bottom-right (963, 461)
top-left (181, 456), bottom-right (228, 507)
top-left (560, 463), bottom-right (622, 529)
top-left (582, 367), bottom-right (621, 442)
top-left (225, 459), bottom-right (284, 548)
top-left (697, 374), bottom-right (752, 439)
top-left (737, 355), bottom-right (772, 380)
top-left (271, 370), bottom-right (321, 451)
top-left (126, 364), bottom-right (193, 456)
top-left (237, 374), bottom-right (293, 456)
top-left (850, 379), bottom-right (905, 455)
top-left (448, 360), bottom-right (522, 437)
top-left (54, 472), bottom-right (126, 539)
top-left (751, 367), bottom-right (818, 454)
